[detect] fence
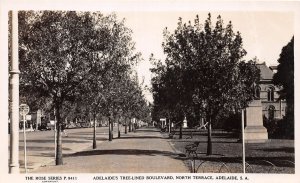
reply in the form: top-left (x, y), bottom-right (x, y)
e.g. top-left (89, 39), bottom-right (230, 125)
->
top-left (189, 158), bottom-right (295, 173)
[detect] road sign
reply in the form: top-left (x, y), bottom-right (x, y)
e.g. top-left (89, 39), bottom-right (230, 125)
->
top-left (19, 104), bottom-right (30, 116)
top-left (26, 115), bottom-right (31, 121)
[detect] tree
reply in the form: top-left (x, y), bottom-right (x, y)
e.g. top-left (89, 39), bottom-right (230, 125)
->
top-left (150, 54), bottom-right (190, 128)
top-left (77, 14), bottom-right (141, 146)
top-left (273, 37), bottom-right (294, 113)
top-left (273, 36), bottom-right (294, 138)
top-left (158, 14), bottom-right (260, 155)
top-left (18, 11), bottom-right (140, 164)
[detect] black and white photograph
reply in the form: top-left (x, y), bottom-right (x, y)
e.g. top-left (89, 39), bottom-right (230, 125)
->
top-left (1, 0), bottom-right (299, 183)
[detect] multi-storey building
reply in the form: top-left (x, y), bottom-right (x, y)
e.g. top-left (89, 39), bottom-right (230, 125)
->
top-left (255, 63), bottom-right (286, 120)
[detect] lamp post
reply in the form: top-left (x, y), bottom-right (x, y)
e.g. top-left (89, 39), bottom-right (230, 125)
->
top-left (9, 11), bottom-right (20, 173)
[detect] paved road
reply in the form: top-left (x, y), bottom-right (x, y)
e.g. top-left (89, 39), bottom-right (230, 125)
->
top-left (11, 125), bottom-right (124, 173)
top-left (32, 127), bottom-right (188, 173)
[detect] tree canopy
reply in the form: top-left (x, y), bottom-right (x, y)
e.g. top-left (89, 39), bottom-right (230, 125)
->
top-left (151, 13), bottom-right (260, 155)
top-left (273, 36), bottom-right (294, 113)
top-left (272, 36), bottom-right (294, 139)
top-left (18, 11), bottom-right (150, 164)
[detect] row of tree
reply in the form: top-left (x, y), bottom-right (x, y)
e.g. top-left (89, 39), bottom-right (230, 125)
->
top-left (150, 14), bottom-right (261, 155)
top-left (16, 11), bottom-right (151, 165)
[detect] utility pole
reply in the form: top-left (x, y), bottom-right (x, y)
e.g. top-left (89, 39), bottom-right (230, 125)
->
top-left (9, 11), bottom-right (20, 174)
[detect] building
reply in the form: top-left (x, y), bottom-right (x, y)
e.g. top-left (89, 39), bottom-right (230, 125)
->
top-left (255, 62), bottom-right (286, 120)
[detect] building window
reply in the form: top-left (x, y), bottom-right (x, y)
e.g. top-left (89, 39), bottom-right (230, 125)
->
top-left (255, 86), bottom-right (261, 99)
top-left (267, 87), bottom-right (274, 101)
top-left (268, 105), bottom-right (275, 120)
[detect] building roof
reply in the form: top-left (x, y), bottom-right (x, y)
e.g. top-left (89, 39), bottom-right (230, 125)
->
top-left (256, 63), bottom-right (274, 80)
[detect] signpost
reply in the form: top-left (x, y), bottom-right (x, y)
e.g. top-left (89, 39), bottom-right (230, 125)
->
top-left (19, 104), bottom-right (29, 173)
top-left (159, 118), bottom-right (166, 129)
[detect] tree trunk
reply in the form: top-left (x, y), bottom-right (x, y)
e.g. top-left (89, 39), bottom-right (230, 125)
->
top-left (111, 117), bottom-right (114, 139)
top-left (93, 113), bottom-right (97, 149)
top-left (108, 117), bottom-right (112, 141)
top-left (55, 104), bottom-right (63, 165)
top-left (125, 118), bottom-right (128, 134)
top-left (129, 119), bottom-right (132, 132)
top-left (132, 121), bottom-right (135, 132)
top-left (179, 124), bottom-right (182, 139)
top-left (206, 118), bottom-right (212, 155)
top-left (111, 117), bottom-right (114, 131)
top-left (168, 114), bottom-right (171, 134)
top-left (170, 120), bottom-right (172, 134)
top-left (118, 116), bottom-right (120, 138)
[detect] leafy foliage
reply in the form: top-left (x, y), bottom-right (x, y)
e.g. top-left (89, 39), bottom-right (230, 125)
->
top-left (273, 37), bottom-right (294, 113)
top-left (151, 13), bottom-right (260, 155)
top-left (18, 11), bottom-right (150, 164)
top-left (273, 36), bottom-right (294, 139)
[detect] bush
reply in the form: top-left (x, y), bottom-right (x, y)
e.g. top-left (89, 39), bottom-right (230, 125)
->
top-left (220, 113), bottom-right (241, 131)
top-left (263, 116), bottom-right (279, 138)
top-left (276, 113), bottom-right (294, 139)
top-left (263, 114), bottom-right (294, 139)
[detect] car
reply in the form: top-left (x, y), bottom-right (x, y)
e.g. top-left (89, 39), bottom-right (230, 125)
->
top-left (38, 123), bottom-right (51, 131)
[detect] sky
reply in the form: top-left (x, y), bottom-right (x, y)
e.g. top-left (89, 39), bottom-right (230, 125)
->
top-left (0, 1), bottom-right (295, 105)
top-left (115, 11), bottom-right (294, 103)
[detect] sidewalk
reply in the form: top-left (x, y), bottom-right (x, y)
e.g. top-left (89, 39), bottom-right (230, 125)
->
top-left (32, 127), bottom-right (188, 173)
top-left (15, 128), bottom-right (105, 173)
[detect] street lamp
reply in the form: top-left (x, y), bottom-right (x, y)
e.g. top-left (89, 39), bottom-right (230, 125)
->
top-left (9, 11), bottom-right (20, 174)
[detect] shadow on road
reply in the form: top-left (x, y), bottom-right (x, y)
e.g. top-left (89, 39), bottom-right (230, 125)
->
top-left (67, 136), bottom-right (107, 141)
top-left (119, 136), bottom-right (164, 139)
top-left (171, 140), bottom-right (239, 144)
top-left (134, 128), bottom-right (161, 133)
top-left (26, 139), bottom-right (93, 144)
top-left (66, 149), bottom-right (178, 158)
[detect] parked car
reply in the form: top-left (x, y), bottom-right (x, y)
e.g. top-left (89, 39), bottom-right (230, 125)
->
top-left (38, 123), bottom-right (51, 131)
